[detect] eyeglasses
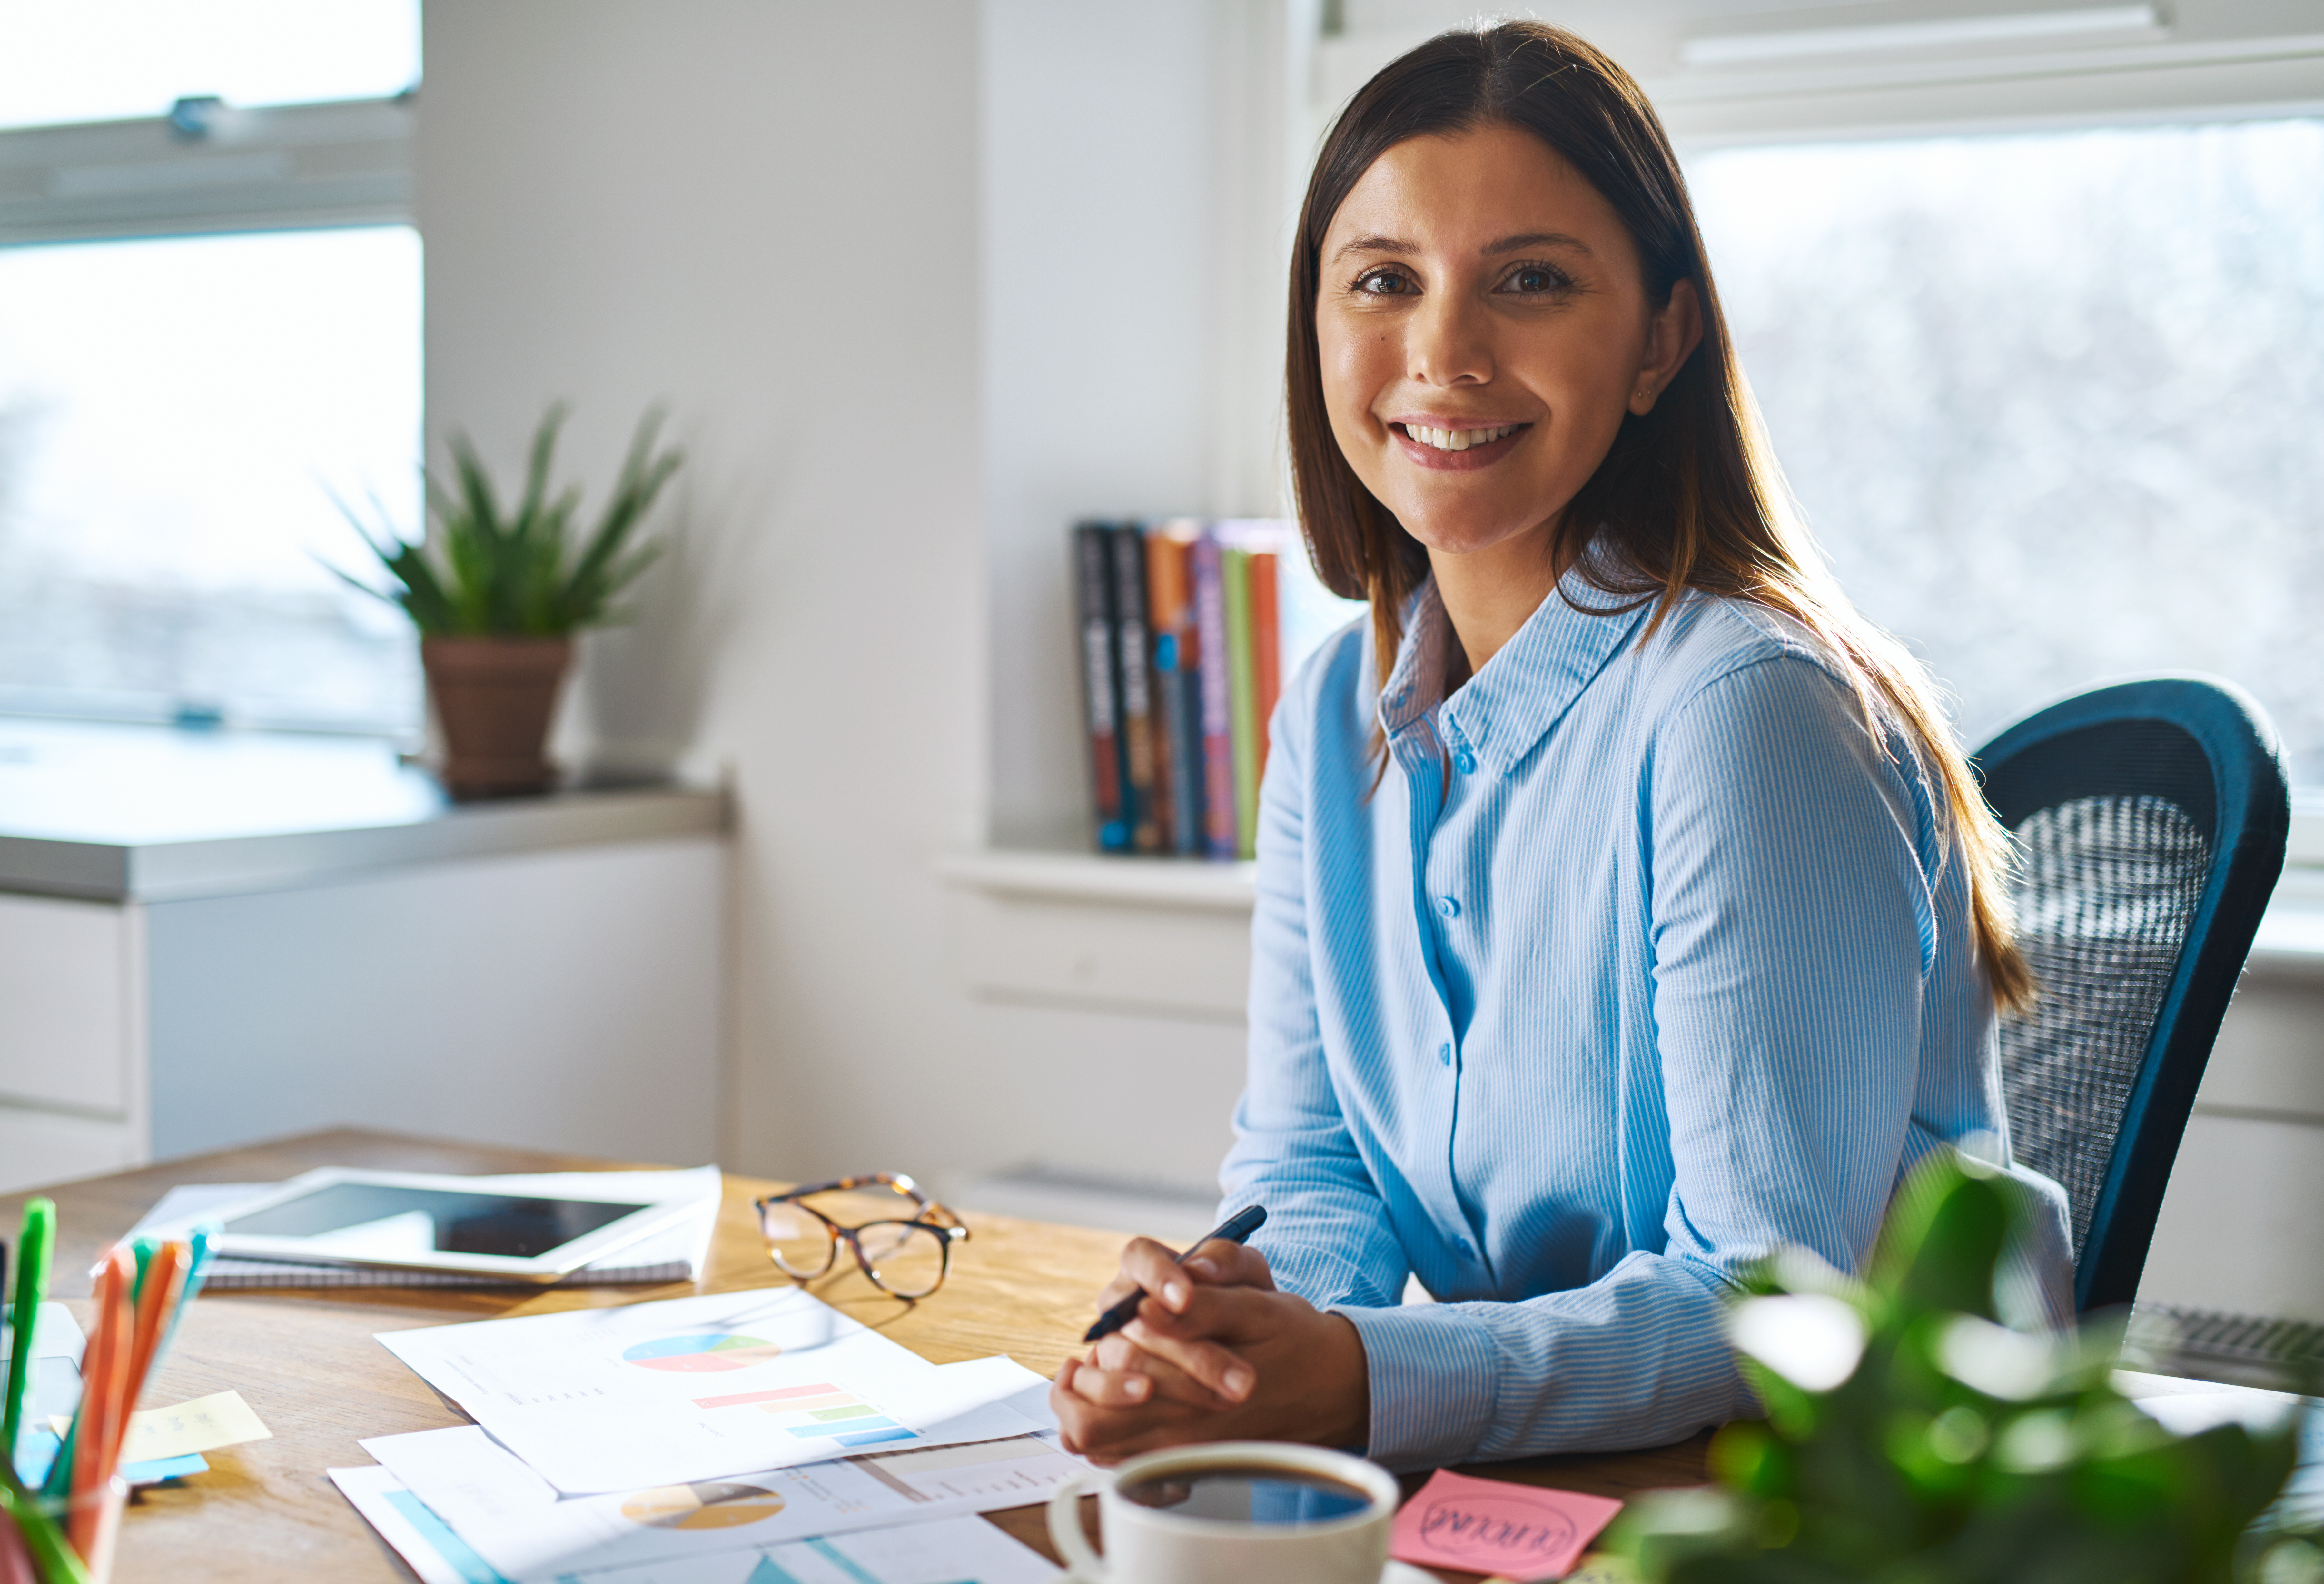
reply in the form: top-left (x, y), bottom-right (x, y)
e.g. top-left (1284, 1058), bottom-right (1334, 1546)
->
top-left (753, 1173), bottom-right (970, 1301)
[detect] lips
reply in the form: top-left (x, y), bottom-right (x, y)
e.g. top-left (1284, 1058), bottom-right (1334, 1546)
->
top-left (1389, 420), bottom-right (1528, 471)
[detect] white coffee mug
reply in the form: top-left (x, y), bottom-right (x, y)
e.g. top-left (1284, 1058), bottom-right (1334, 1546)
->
top-left (1046, 1440), bottom-right (1400, 1584)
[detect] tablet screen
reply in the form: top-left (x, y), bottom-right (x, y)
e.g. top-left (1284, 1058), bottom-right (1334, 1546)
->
top-left (220, 1183), bottom-right (650, 1260)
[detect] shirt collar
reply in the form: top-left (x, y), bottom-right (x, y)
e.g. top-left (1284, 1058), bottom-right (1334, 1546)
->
top-left (1376, 558), bottom-right (1653, 773)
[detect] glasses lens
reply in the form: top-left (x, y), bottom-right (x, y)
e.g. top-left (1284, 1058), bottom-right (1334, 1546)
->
top-left (761, 1201), bottom-right (836, 1278)
top-left (857, 1222), bottom-right (948, 1299)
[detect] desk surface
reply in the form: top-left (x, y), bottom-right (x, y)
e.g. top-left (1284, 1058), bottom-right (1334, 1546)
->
top-left (1, 1129), bottom-right (1710, 1583)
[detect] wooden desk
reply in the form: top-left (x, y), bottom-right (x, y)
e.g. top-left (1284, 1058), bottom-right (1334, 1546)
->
top-left (1, 1129), bottom-right (1709, 1582)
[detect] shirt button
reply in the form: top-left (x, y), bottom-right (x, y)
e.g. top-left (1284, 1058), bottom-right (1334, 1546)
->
top-left (1453, 1236), bottom-right (1476, 1259)
top-left (1437, 895), bottom-right (1460, 919)
top-left (1453, 747), bottom-right (1476, 774)
top-left (1437, 1042), bottom-right (1453, 1066)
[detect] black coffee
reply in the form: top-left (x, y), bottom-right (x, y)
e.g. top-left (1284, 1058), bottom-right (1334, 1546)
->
top-left (1118, 1465), bottom-right (1374, 1527)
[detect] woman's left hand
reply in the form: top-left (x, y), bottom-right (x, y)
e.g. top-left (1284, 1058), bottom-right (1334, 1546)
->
top-left (1050, 1252), bottom-right (1371, 1463)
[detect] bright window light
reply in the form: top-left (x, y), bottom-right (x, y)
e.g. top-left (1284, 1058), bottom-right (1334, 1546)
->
top-left (0, 0), bottom-right (419, 130)
top-left (0, 226), bottom-right (424, 731)
top-left (1691, 119), bottom-right (2324, 779)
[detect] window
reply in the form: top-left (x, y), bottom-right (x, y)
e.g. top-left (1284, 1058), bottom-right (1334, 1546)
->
top-left (0, 0), bottom-right (420, 734)
top-left (0, 0), bottom-right (418, 130)
top-left (1689, 118), bottom-right (2324, 778)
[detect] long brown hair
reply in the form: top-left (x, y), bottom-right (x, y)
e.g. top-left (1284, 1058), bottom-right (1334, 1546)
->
top-left (1285, 21), bottom-right (2031, 1011)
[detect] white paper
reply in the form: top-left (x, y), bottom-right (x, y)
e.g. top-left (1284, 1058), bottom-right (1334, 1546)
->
top-left (329, 1464), bottom-right (509, 1584)
top-left (133, 1168), bottom-right (722, 1283)
top-left (555, 1512), bottom-right (1060, 1584)
top-left (444, 1427), bottom-right (1082, 1580)
top-left (362, 1423), bottom-right (563, 1533)
top-left (376, 1286), bottom-right (1044, 1494)
top-left (336, 1463), bottom-right (1058, 1584)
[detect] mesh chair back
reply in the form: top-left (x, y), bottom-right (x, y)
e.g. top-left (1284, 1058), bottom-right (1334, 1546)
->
top-left (1973, 679), bottom-right (2288, 1313)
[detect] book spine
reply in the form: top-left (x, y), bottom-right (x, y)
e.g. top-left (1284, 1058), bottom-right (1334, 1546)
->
top-left (1074, 522), bottom-right (1129, 852)
top-left (1224, 547), bottom-right (1259, 860)
top-left (1250, 549), bottom-right (1280, 789)
top-left (1192, 534), bottom-right (1238, 860)
top-left (1143, 530), bottom-right (1183, 853)
top-left (1110, 525), bottom-right (1160, 854)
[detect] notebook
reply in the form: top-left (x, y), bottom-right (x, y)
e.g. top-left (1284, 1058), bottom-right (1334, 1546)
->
top-left (127, 1166), bottom-right (723, 1289)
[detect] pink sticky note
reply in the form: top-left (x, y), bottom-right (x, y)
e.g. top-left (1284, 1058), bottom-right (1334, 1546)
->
top-left (1389, 1469), bottom-right (1624, 1580)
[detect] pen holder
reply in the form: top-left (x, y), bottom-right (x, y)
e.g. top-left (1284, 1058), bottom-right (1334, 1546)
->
top-left (23, 1479), bottom-right (121, 1584)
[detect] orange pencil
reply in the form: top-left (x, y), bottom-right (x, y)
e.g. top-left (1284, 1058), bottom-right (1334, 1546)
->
top-left (105, 1241), bottom-right (184, 1477)
top-left (68, 1245), bottom-right (135, 1556)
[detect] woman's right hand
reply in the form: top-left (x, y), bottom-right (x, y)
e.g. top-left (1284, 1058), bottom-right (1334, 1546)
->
top-left (1062, 1236), bottom-right (1278, 1415)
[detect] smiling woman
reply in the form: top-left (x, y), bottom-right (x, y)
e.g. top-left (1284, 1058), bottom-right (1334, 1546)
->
top-left (1050, 21), bottom-right (2077, 1472)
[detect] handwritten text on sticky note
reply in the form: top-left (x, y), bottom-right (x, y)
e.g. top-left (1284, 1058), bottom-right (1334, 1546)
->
top-left (1389, 1469), bottom-right (1623, 1580)
top-left (115, 1390), bottom-right (272, 1462)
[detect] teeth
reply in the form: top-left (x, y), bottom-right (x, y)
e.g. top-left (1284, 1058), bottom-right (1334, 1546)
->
top-left (1406, 424), bottom-right (1516, 451)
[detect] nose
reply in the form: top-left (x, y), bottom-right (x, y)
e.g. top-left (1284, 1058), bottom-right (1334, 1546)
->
top-left (1407, 286), bottom-right (1493, 388)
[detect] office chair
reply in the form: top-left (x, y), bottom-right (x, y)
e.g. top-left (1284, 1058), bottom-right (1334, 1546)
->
top-left (1973, 678), bottom-right (2289, 1314)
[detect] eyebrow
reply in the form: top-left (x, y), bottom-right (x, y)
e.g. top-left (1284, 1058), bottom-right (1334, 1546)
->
top-left (1485, 231), bottom-right (1591, 256)
top-left (1330, 231), bottom-right (1594, 262)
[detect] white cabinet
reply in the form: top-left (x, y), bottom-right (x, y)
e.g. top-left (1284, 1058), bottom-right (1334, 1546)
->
top-left (0, 719), bottom-right (727, 1196)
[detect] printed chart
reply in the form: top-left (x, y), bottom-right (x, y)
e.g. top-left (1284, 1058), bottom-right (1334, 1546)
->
top-left (693, 1382), bottom-right (915, 1450)
top-left (620, 1482), bottom-right (788, 1530)
top-left (360, 1418), bottom-right (1082, 1581)
top-left (331, 1468), bottom-right (1056, 1584)
top-left (376, 1290), bottom-right (1043, 1492)
top-left (624, 1335), bottom-right (785, 1373)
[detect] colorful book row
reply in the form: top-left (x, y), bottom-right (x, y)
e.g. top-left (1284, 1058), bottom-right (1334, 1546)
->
top-left (1073, 519), bottom-right (1286, 860)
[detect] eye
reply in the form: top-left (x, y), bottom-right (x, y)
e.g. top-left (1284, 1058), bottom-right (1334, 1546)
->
top-left (1498, 262), bottom-right (1571, 297)
top-left (1353, 267), bottom-right (1416, 297)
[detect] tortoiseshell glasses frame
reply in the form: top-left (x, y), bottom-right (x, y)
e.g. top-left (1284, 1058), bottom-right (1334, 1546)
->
top-left (752, 1172), bottom-right (969, 1301)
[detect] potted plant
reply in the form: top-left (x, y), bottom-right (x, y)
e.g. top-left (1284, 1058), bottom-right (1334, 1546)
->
top-left (1608, 1157), bottom-right (2319, 1584)
top-left (342, 405), bottom-right (682, 798)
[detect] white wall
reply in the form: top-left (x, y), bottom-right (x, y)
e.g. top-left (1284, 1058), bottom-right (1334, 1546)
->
top-left (418, 0), bottom-right (1257, 1197)
top-left (981, 0), bottom-right (1302, 847)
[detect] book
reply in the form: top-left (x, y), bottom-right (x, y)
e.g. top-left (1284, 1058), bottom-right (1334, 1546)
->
top-left (1073, 521), bottom-right (1130, 851)
top-left (1223, 546), bottom-right (1260, 860)
top-left (1108, 524), bottom-right (1161, 853)
top-left (1191, 532), bottom-right (1238, 860)
top-left (1250, 546), bottom-right (1280, 792)
top-left (1145, 522), bottom-right (1205, 856)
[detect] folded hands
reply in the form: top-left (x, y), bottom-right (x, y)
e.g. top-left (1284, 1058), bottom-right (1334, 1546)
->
top-left (1047, 1236), bottom-right (1371, 1463)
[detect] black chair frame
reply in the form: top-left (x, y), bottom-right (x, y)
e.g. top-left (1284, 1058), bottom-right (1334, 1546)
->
top-left (1973, 677), bottom-right (2289, 1314)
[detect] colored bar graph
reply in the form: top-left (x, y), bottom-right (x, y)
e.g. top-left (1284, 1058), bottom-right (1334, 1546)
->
top-left (693, 1382), bottom-right (839, 1410)
top-left (788, 1416), bottom-right (899, 1438)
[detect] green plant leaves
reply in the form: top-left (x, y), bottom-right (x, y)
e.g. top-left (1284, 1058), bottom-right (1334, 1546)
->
top-left (1611, 1154), bottom-right (2313, 1584)
top-left (340, 404), bottom-right (683, 637)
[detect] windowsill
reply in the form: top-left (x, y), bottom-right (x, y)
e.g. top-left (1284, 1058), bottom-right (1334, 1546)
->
top-left (936, 845), bottom-right (1256, 912)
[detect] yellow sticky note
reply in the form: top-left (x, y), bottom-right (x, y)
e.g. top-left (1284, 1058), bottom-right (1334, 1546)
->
top-left (61, 1390), bottom-right (274, 1461)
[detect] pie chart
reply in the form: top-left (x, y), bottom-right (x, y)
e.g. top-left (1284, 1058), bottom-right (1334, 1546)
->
top-left (620, 1481), bottom-right (788, 1530)
top-left (621, 1333), bottom-right (784, 1373)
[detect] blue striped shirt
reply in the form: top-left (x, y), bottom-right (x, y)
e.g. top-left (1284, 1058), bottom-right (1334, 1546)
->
top-left (1220, 566), bottom-right (2072, 1469)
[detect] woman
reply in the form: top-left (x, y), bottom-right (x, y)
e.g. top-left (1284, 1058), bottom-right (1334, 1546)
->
top-left (1050, 21), bottom-right (2072, 1470)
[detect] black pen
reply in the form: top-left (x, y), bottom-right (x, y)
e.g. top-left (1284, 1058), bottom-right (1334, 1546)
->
top-left (1083, 1204), bottom-right (1267, 1343)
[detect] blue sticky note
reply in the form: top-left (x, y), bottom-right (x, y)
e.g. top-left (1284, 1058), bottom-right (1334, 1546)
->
top-left (122, 1452), bottom-right (208, 1484)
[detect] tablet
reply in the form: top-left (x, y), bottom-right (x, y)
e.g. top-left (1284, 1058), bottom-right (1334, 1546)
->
top-left (205, 1167), bottom-right (708, 1283)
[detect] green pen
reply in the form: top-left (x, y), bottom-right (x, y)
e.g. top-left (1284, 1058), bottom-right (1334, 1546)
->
top-left (2, 1198), bottom-right (54, 1478)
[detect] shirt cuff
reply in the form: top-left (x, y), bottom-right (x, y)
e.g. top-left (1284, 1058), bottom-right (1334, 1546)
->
top-left (1333, 1302), bottom-right (1498, 1470)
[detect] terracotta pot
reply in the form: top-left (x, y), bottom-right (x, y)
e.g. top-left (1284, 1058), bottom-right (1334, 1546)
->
top-left (420, 636), bottom-right (574, 799)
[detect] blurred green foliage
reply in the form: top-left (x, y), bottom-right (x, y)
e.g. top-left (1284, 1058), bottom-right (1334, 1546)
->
top-left (341, 404), bottom-right (681, 637)
top-left (1609, 1157), bottom-right (2319, 1584)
